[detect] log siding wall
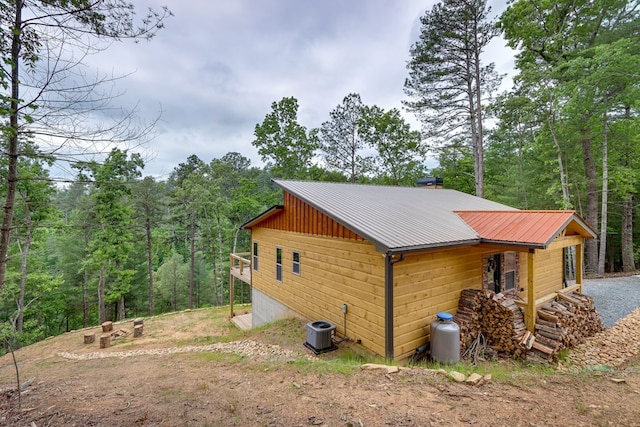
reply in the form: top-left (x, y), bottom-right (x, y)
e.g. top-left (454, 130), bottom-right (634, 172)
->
top-left (251, 228), bottom-right (386, 356)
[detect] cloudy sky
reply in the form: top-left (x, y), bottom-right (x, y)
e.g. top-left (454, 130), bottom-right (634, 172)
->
top-left (63, 0), bottom-right (515, 179)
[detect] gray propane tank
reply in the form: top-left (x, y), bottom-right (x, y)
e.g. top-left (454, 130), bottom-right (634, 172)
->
top-left (430, 312), bottom-right (460, 364)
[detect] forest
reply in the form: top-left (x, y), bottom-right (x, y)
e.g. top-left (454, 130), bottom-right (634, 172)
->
top-left (1, 0), bottom-right (639, 350)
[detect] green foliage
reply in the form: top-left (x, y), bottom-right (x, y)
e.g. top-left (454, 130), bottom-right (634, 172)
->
top-left (360, 106), bottom-right (427, 186)
top-left (318, 93), bottom-right (374, 182)
top-left (405, 0), bottom-right (502, 196)
top-left (253, 97), bottom-right (319, 179)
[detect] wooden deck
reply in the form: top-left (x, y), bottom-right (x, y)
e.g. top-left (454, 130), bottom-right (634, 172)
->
top-left (231, 313), bottom-right (252, 330)
top-left (230, 252), bottom-right (251, 285)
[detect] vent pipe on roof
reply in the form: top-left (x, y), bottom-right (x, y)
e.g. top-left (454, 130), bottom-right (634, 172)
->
top-left (417, 177), bottom-right (443, 189)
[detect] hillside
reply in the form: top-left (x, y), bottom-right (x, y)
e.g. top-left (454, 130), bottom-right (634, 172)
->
top-left (1, 306), bottom-right (639, 426)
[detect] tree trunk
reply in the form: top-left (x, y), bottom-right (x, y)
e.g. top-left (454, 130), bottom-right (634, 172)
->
top-left (547, 115), bottom-right (571, 209)
top-left (146, 215), bottom-right (154, 316)
top-left (212, 243), bottom-right (219, 306)
top-left (473, 29), bottom-right (484, 199)
top-left (580, 127), bottom-right (599, 273)
top-left (83, 266), bottom-right (89, 328)
top-left (118, 294), bottom-right (125, 321)
top-left (98, 267), bottom-right (106, 323)
top-left (0, 1), bottom-right (23, 293)
top-left (17, 201), bottom-right (33, 333)
top-left (465, 51), bottom-right (481, 198)
top-left (597, 111), bottom-right (608, 275)
top-left (189, 212), bottom-right (195, 309)
top-left (621, 197), bottom-right (635, 272)
top-left (217, 215), bottom-right (226, 307)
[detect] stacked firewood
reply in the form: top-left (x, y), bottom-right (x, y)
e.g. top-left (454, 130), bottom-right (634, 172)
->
top-left (480, 292), bottom-right (528, 358)
top-left (453, 289), bottom-right (485, 354)
top-left (530, 291), bottom-right (605, 361)
top-left (454, 289), bottom-right (604, 362)
top-left (454, 289), bottom-right (527, 358)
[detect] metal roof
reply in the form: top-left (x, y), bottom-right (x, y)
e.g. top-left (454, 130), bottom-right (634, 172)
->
top-left (456, 210), bottom-right (597, 248)
top-left (272, 180), bottom-right (517, 253)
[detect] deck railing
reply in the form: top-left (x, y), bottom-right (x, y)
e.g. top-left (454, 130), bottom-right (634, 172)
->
top-left (230, 252), bottom-right (251, 281)
top-left (229, 252), bottom-right (251, 318)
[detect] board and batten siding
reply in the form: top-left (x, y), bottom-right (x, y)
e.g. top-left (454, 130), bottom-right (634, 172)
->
top-left (257, 192), bottom-right (365, 240)
top-left (251, 227), bottom-right (386, 356)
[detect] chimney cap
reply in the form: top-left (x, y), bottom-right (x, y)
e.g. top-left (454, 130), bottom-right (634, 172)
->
top-left (417, 177), bottom-right (443, 188)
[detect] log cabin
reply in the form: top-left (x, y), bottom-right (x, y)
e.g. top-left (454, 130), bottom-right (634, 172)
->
top-left (231, 179), bottom-right (596, 361)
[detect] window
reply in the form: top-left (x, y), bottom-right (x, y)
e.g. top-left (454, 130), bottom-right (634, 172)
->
top-left (563, 246), bottom-right (577, 286)
top-left (484, 251), bottom-right (519, 294)
top-left (503, 252), bottom-right (517, 291)
top-left (292, 251), bottom-right (300, 275)
top-left (253, 241), bottom-right (258, 271)
top-left (276, 247), bottom-right (282, 281)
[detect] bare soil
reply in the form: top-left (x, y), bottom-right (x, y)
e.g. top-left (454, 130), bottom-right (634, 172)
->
top-left (1, 307), bottom-right (639, 427)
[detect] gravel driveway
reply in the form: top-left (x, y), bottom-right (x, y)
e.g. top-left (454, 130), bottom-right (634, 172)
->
top-left (582, 275), bottom-right (640, 328)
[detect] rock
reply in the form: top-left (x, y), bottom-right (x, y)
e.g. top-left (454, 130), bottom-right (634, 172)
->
top-left (361, 363), bottom-right (399, 374)
top-left (465, 373), bottom-right (484, 385)
top-left (448, 371), bottom-right (466, 382)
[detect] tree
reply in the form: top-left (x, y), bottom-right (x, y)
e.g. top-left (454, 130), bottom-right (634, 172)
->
top-left (253, 97), bottom-right (318, 179)
top-left (404, 0), bottom-right (502, 197)
top-left (359, 106), bottom-right (426, 186)
top-left (75, 148), bottom-right (144, 322)
top-left (499, 0), bottom-right (640, 272)
top-left (154, 252), bottom-right (188, 312)
top-left (0, 0), bottom-right (171, 294)
top-left (132, 177), bottom-right (167, 316)
top-left (318, 93), bottom-right (373, 182)
top-left (168, 155), bottom-right (207, 310)
top-left (13, 156), bottom-right (56, 332)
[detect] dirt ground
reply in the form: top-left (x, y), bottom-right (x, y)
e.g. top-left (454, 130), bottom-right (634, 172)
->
top-left (1, 308), bottom-right (639, 427)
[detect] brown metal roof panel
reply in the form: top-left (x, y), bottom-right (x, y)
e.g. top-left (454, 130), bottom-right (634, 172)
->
top-left (455, 210), bottom-right (594, 248)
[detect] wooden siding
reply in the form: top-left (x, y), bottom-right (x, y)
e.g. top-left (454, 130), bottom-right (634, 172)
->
top-left (251, 228), bottom-right (386, 356)
top-left (392, 245), bottom-right (533, 360)
top-left (532, 246), bottom-right (565, 300)
top-left (255, 192), bottom-right (365, 240)
top-left (250, 226), bottom-right (577, 360)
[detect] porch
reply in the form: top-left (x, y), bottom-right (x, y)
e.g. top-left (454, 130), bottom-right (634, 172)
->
top-left (516, 235), bottom-right (585, 331)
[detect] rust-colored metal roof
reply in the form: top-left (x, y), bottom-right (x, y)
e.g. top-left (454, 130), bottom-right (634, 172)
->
top-left (455, 210), bottom-right (596, 248)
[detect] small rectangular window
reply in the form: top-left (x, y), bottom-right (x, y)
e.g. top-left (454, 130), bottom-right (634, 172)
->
top-left (253, 241), bottom-right (258, 271)
top-left (292, 251), bottom-right (300, 275)
top-left (276, 247), bottom-right (282, 282)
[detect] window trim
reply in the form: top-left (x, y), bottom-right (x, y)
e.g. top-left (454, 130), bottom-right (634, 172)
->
top-left (292, 250), bottom-right (300, 275)
top-left (276, 247), bottom-right (283, 282)
top-left (252, 241), bottom-right (259, 271)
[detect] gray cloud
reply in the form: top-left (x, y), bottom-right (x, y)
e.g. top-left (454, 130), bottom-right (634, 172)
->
top-left (58, 0), bottom-right (512, 179)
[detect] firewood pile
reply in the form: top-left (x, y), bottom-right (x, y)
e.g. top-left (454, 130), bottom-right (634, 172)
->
top-left (455, 289), bottom-right (527, 357)
top-left (529, 291), bottom-right (605, 361)
top-left (454, 289), bottom-right (604, 362)
top-left (453, 289), bottom-right (484, 354)
top-left (481, 293), bottom-right (527, 358)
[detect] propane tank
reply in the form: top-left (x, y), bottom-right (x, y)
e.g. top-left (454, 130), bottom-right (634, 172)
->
top-left (430, 312), bottom-right (460, 364)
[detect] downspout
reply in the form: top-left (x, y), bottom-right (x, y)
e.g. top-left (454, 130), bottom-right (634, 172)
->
top-left (385, 252), bottom-right (405, 361)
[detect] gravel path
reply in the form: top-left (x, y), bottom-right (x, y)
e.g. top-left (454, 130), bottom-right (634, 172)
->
top-left (556, 276), bottom-right (640, 371)
top-left (57, 340), bottom-right (314, 361)
top-left (582, 275), bottom-right (640, 328)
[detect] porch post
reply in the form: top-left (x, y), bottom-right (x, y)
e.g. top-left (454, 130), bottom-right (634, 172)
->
top-left (230, 275), bottom-right (235, 318)
top-left (525, 249), bottom-right (536, 332)
top-left (575, 242), bottom-right (584, 293)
